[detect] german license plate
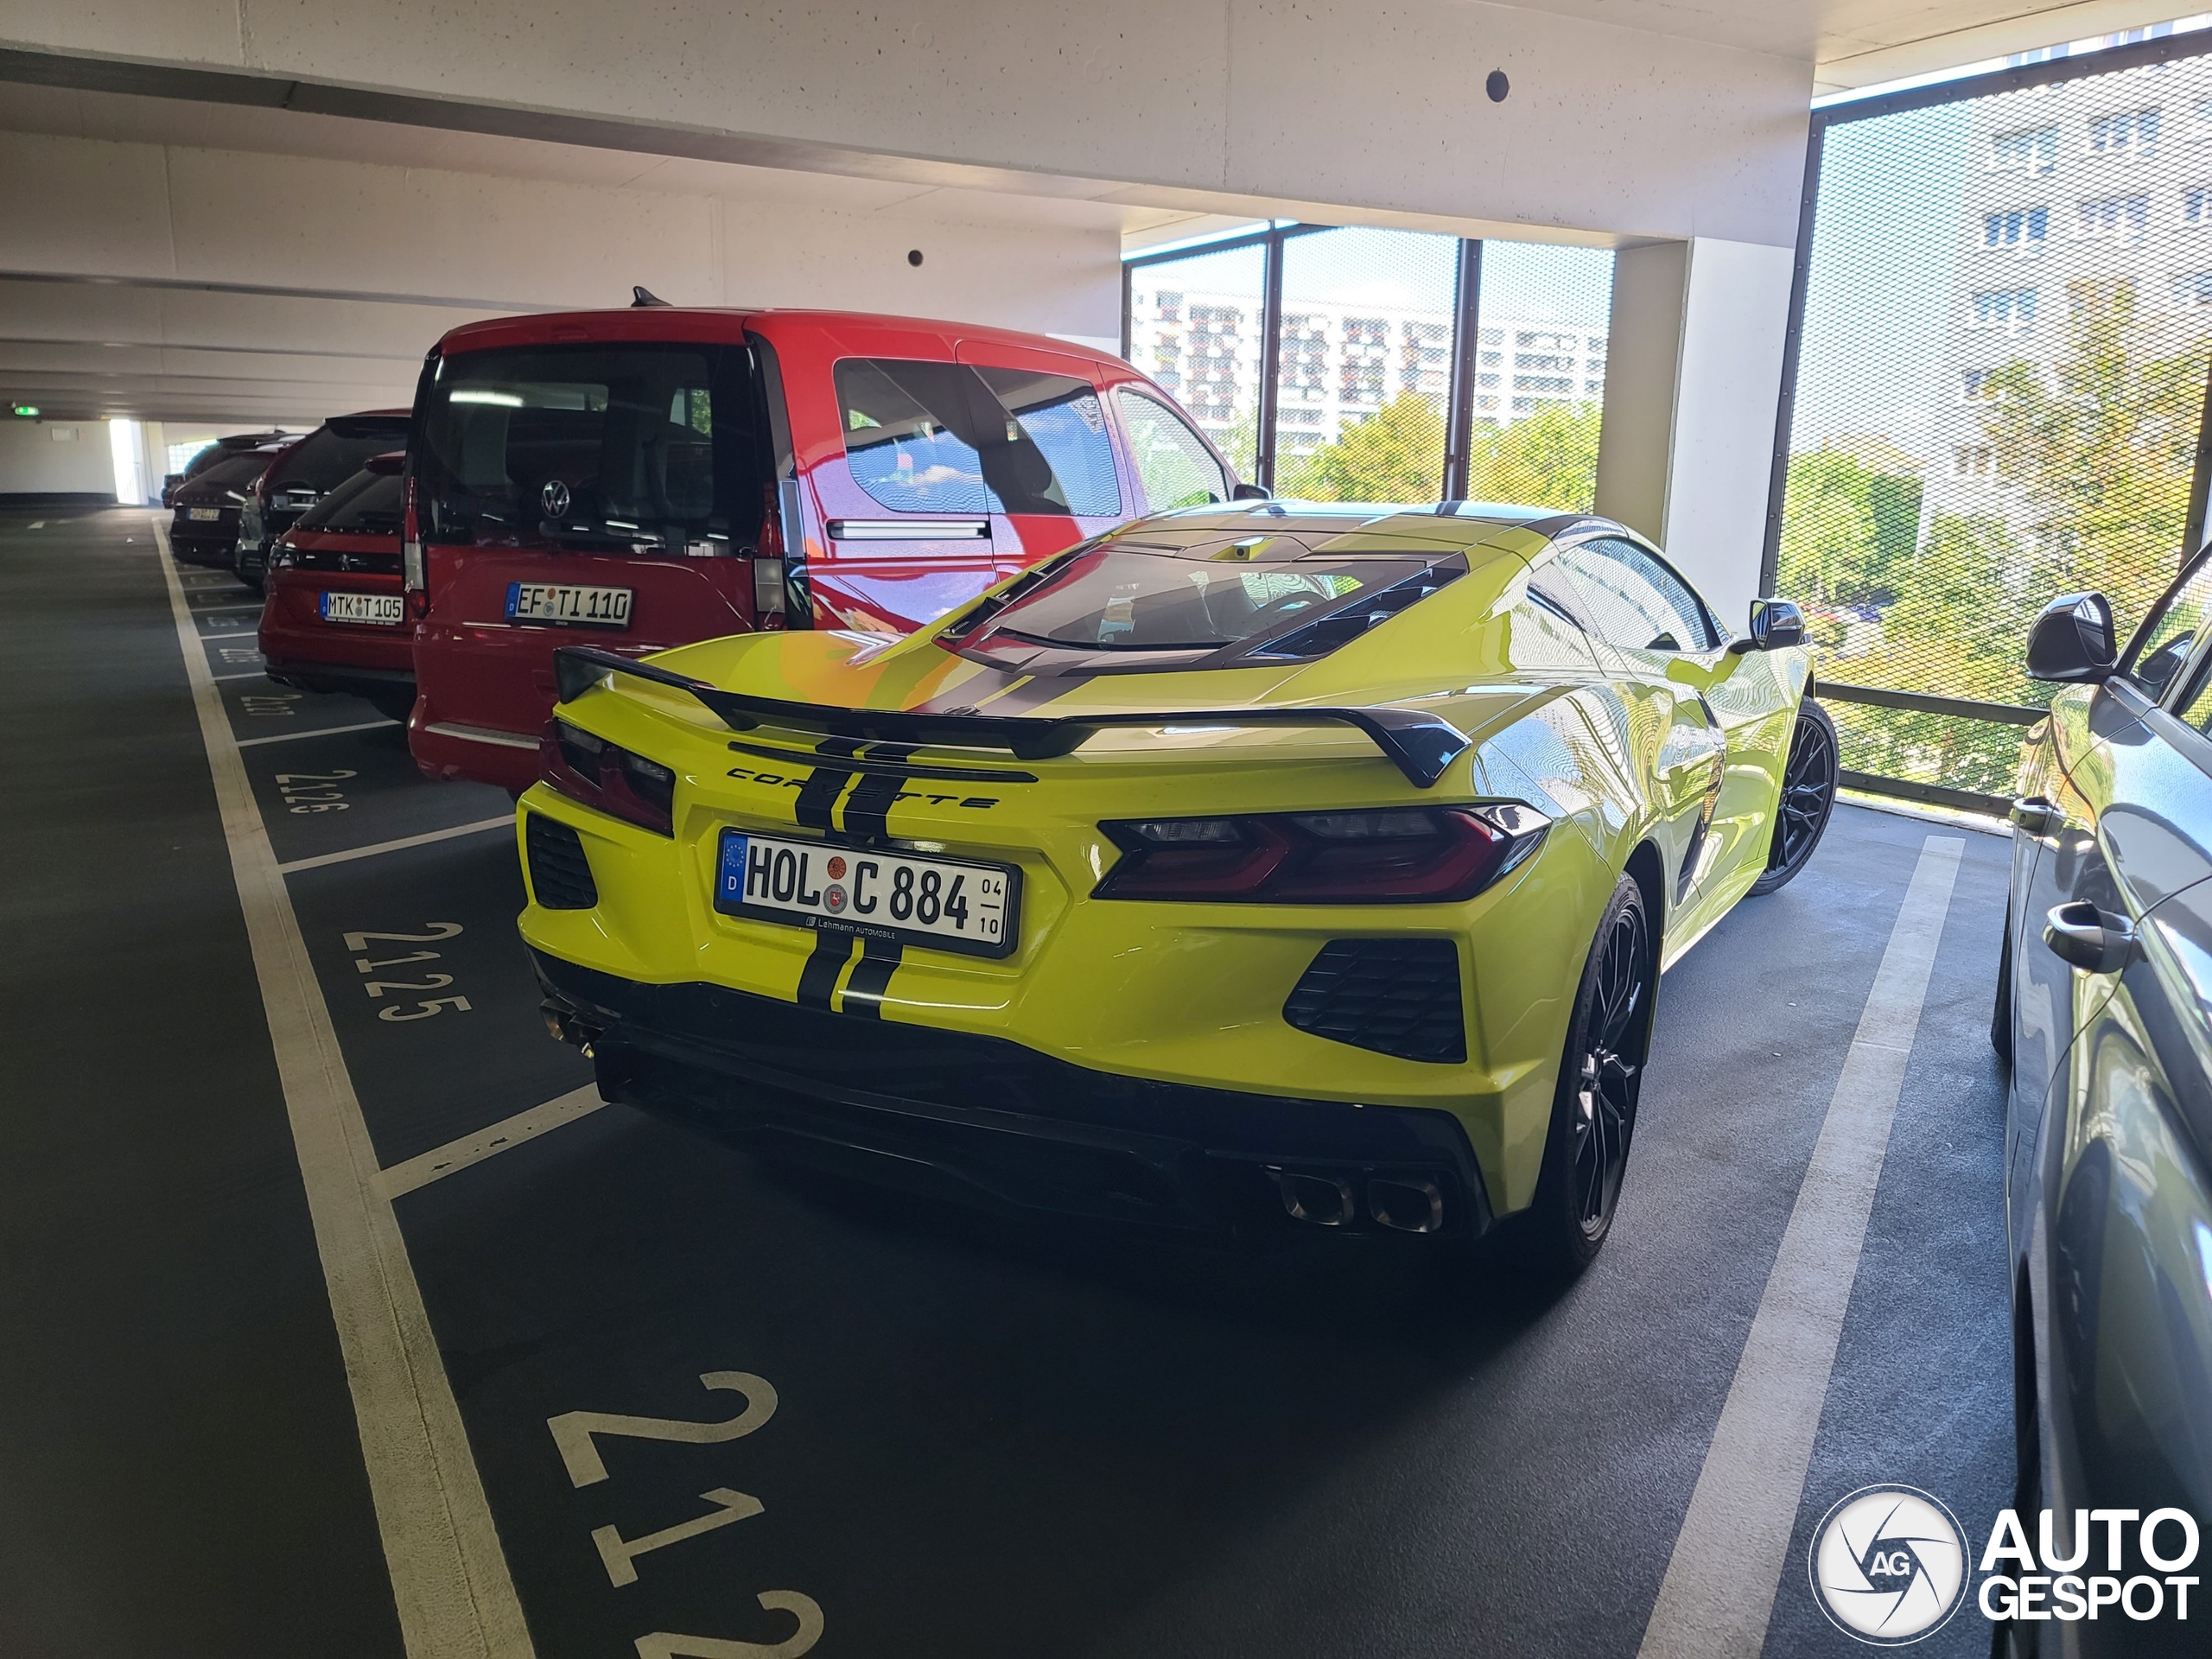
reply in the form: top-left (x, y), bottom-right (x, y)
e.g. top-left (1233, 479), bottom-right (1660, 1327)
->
top-left (714, 830), bottom-right (1018, 958)
top-left (188, 507), bottom-right (220, 521)
top-left (321, 591), bottom-right (405, 626)
top-left (506, 582), bottom-right (632, 626)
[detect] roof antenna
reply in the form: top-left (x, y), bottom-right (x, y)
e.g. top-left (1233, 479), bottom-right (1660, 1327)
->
top-left (631, 285), bottom-right (672, 308)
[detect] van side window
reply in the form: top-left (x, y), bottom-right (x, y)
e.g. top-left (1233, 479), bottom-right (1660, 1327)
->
top-left (1116, 389), bottom-right (1230, 509)
top-left (835, 359), bottom-right (1111, 518)
top-left (975, 368), bottom-right (1121, 518)
top-left (1553, 537), bottom-right (1720, 652)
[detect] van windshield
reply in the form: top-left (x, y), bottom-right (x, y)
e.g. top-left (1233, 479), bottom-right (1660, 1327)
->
top-left (417, 343), bottom-right (765, 551)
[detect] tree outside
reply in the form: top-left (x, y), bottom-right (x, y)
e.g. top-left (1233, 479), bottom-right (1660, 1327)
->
top-left (1779, 283), bottom-right (2209, 797)
top-left (1272, 391), bottom-right (1604, 510)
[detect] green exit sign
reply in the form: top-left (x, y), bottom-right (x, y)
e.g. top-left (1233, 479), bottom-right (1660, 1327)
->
top-left (11, 404), bottom-right (37, 417)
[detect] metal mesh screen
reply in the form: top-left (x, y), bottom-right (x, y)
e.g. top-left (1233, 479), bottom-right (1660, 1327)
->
top-left (1125, 245), bottom-right (1266, 480)
top-left (1780, 49), bottom-right (2212, 798)
top-left (1273, 227), bottom-right (1460, 500)
top-left (1469, 243), bottom-right (1615, 512)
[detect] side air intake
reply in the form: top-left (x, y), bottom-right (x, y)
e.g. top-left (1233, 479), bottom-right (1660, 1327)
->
top-left (1282, 938), bottom-right (1465, 1065)
top-left (526, 813), bottom-right (598, 910)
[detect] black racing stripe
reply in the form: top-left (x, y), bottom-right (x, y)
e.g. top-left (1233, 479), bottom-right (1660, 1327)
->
top-left (840, 772), bottom-right (906, 841)
top-left (795, 930), bottom-right (855, 1010)
top-left (839, 937), bottom-right (904, 1020)
top-left (793, 736), bottom-right (864, 830)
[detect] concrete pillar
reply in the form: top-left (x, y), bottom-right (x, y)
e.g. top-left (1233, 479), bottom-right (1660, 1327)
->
top-left (1594, 237), bottom-right (1796, 633)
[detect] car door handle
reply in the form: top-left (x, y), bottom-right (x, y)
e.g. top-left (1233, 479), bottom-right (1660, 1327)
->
top-left (2012, 796), bottom-right (2061, 836)
top-left (2044, 900), bottom-right (2136, 973)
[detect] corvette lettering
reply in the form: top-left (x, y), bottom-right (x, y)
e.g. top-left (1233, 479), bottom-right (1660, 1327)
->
top-left (724, 766), bottom-right (999, 808)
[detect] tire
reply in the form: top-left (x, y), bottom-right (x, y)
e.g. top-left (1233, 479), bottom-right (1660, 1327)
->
top-left (1748, 697), bottom-right (1839, 896)
top-left (1991, 900), bottom-right (2015, 1066)
top-left (1510, 873), bottom-right (1656, 1280)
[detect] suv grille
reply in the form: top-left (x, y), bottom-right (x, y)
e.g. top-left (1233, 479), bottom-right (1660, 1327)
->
top-left (526, 813), bottom-right (597, 910)
top-left (1282, 938), bottom-right (1465, 1065)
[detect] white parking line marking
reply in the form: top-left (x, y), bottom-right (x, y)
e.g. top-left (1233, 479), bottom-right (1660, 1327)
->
top-left (213, 669), bottom-right (270, 682)
top-left (153, 522), bottom-right (536, 1659)
top-left (376, 1085), bottom-right (607, 1199)
top-left (28, 519), bottom-right (45, 529)
top-left (1636, 834), bottom-right (1965, 1659)
top-left (278, 816), bottom-right (515, 875)
top-left (188, 601), bottom-right (264, 613)
top-left (236, 718), bottom-right (397, 747)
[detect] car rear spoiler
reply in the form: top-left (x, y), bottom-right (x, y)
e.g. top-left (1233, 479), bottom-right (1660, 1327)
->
top-left (552, 645), bottom-right (1471, 789)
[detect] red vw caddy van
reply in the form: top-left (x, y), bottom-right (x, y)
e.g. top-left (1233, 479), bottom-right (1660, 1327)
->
top-left (404, 305), bottom-right (1242, 793)
top-left (257, 452), bottom-right (414, 721)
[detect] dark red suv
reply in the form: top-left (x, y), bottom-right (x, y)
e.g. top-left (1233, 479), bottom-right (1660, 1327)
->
top-left (405, 306), bottom-right (1242, 792)
top-left (257, 453), bottom-right (414, 721)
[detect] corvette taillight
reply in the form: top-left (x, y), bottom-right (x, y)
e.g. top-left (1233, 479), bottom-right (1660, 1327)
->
top-left (539, 720), bottom-right (677, 836)
top-left (1095, 804), bottom-right (1548, 904)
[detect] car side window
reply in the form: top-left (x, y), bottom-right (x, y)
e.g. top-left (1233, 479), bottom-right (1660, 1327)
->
top-left (2123, 551), bottom-right (2212, 702)
top-left (1116, 389), bottom-right (1230, 510)
top-left (1552, 537), bottom-right (1719, 652)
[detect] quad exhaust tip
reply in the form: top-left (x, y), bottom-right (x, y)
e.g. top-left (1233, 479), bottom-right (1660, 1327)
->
top-left (1271, 1168), bottom-right (1445, 1233)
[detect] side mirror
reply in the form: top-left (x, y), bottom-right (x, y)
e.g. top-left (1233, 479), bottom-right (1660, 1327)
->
top-left (1732, 598), bottom-right (1806, 653)
top-left (2025, 592), bottom-right (2116, 683)
top-left (1231, 481), bottom-right (1271, 501)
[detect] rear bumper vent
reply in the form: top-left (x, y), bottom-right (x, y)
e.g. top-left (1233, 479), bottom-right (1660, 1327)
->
top-left (1283, 938), bottom-right (1465, 1064)
top-left (526, 813), bottom-right (598, 910)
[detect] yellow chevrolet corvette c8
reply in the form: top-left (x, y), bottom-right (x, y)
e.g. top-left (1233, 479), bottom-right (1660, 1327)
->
top-left (519, 504), bottom-right (1835, 1274)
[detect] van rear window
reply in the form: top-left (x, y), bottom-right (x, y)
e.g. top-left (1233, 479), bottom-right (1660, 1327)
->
top-left (270, 425), bottom-right (410, 494)
top-left (836, 359), bottom-right (1120, 518)
top-left (417, 344), bottom-right (765, 551)
top-left (298, 468), bottom-right (403, 536)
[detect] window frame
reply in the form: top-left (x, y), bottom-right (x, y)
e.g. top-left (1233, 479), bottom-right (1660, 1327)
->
top-left (1541, 528), bottom-right (1727, 654)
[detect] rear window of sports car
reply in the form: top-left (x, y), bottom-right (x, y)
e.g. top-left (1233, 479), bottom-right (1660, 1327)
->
top-left (948, 545), bottom-right (1459, 660)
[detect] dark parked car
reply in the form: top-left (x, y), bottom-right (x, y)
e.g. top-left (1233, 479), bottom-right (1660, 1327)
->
top-left (1993, 557), bottom-right (2212, 1656)
top-left (232, 410), bottom-right (412, 594)
top-left (167, 442), bottom-right (288, 568)
top-left (160, 430), bottom-right (291, 507)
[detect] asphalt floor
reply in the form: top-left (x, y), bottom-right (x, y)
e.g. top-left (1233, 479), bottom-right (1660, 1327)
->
top-left (0, 504), bottom-right (2016, 1658)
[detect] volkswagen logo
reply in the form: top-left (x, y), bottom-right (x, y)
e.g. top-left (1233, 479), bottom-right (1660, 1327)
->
top-left (1808, 1485), bottom-right (1968, 1645)
top-left (541, 479), bottom-right (571, 518)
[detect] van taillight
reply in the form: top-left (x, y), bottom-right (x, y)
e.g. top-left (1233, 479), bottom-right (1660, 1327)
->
top-left (401, 472), bottom-right (425, 597)
top-left (751, 483), bottom-right (787, 620)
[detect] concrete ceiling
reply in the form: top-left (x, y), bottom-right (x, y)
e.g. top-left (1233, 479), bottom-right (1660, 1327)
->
top-left (1500, 0), bottom-right (2208, 91)
top-left (1, 0), bottom-right (2201, 426)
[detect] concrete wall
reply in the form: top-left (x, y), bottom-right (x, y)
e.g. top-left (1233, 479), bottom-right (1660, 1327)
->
top-left (0, 126), bottom-right (1122, 423)
top-left (0, 0), bottom-right (1815, 248)
top-left (0, 419), bottom-right (117, 496)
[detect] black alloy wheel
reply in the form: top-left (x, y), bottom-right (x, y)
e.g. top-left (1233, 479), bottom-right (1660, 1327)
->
top-left (1749, 697), bottom-right (1839, 896)
top-left (1512, 873), bottom-right (1656, 1279)
top-left (1569, 891), bottom-right (1649, 1239)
